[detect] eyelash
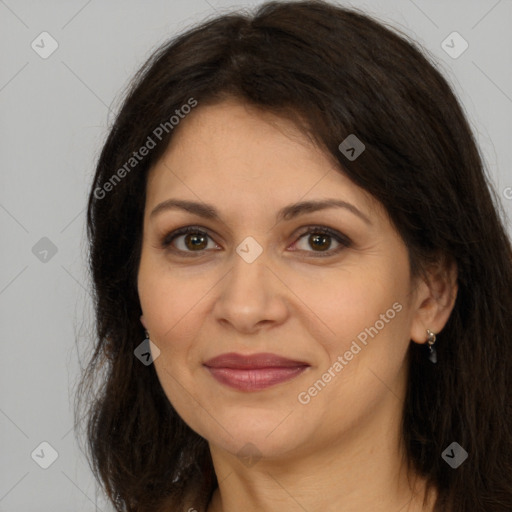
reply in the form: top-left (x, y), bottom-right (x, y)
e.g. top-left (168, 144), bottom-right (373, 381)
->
top-left (160, 225), bottom-right (352, 258)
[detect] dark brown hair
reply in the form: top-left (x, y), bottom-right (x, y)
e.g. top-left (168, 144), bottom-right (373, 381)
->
top-left (76, 1), bottom-right (512, 510)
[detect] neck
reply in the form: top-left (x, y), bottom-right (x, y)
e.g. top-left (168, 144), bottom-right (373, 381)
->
top-left (205, 391), bottom-right (437, 512)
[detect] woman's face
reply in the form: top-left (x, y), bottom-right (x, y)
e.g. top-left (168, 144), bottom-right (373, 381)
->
top-left (137, 98), bottom-right (426, 462)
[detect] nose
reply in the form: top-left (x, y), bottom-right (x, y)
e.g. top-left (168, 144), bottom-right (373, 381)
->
top-left (212, 246), bottom-right (289, 334)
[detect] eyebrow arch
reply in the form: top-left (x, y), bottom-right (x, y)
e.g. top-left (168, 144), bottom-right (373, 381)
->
top-left (150, 198), bottom-right (372, 225)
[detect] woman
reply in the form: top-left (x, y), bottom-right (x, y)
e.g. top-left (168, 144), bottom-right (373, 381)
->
top-left (76, 1), bottom-right (512, 511)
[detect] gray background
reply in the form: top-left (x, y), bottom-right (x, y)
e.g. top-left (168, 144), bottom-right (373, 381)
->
top-left (1, 0), bottom-right (511, 510)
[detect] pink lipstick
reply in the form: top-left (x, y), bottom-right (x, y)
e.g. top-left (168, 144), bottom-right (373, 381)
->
top-left (203, 352), bottom-right (310, 392)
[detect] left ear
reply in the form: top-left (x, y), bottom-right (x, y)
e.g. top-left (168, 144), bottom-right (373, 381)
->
top-left (409, 255), bottom-right (458, 344)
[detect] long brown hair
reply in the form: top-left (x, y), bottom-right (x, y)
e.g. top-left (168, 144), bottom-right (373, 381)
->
top-left (76, 1), bottom-right (512, 510)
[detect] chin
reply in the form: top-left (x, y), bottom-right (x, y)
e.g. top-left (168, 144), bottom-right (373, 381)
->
top-left (198, 409), bottom-right (310, 459)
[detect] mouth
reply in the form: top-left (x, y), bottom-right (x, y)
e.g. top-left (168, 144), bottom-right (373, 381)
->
top-left (203, 352), bottom-right (310, 392)
top-left (203, 352), bottom-right (310, 369)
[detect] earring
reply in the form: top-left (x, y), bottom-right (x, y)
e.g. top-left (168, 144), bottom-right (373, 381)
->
top-left (144, 330), bottom-right (150, 342)
top-left (426, 329), bottom-right (437, 364)
top-left (114, 492), bottom-right (123, 509)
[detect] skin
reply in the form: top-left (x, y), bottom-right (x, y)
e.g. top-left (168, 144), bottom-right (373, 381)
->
top-left (137, 97), bottom-right (457, 512)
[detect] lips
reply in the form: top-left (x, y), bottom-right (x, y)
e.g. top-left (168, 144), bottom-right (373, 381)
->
top-left (203, 352), bottom-right (310, 392)
top-left (203, 352), bottom-right (310, 369)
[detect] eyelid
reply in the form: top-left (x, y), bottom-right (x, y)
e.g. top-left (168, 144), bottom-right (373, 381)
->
top-left (159, 224), bottom-right (352, 257)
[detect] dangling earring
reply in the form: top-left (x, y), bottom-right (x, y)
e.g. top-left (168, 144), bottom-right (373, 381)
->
top-left (426, 329), bottom-right (437, 364)
top-left (144, 330), bottom-right (150, 342)
top-left (113, 492), bottom-right (123, 510)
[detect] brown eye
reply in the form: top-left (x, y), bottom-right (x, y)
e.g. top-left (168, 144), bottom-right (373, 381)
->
top-left (292, 226), bottom-right (351, 257)
top-left (307, 233), bottom-right (332, 251)
top-left (161, 227), bottom-right (218, 255)
top-left (182, 232), bottom-right (208, 251)
top-left (161, 225), bottom-right (351, 258)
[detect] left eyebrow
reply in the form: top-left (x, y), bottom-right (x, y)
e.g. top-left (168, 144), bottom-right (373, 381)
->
top-left (277, 199), bottom-right (372, 225)
top-left (149, 198), bottom-right (372, 225)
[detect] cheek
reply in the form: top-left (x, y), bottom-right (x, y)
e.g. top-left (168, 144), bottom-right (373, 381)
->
top-left (138, 269), bottom-right (206, 401)
top-left (298, 293), bottom-right (410, 425)
top-left (138, 255), bottom-right (212, 343)
top-left (298, 263), bottom-right (408, 353)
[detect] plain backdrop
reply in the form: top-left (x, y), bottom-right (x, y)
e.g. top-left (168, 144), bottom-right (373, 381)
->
top-left (1, 0), bottom-right (511, 510)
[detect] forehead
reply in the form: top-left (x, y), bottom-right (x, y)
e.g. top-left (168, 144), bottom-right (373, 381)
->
top-left (145, 99), bottom-right (378, 222)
